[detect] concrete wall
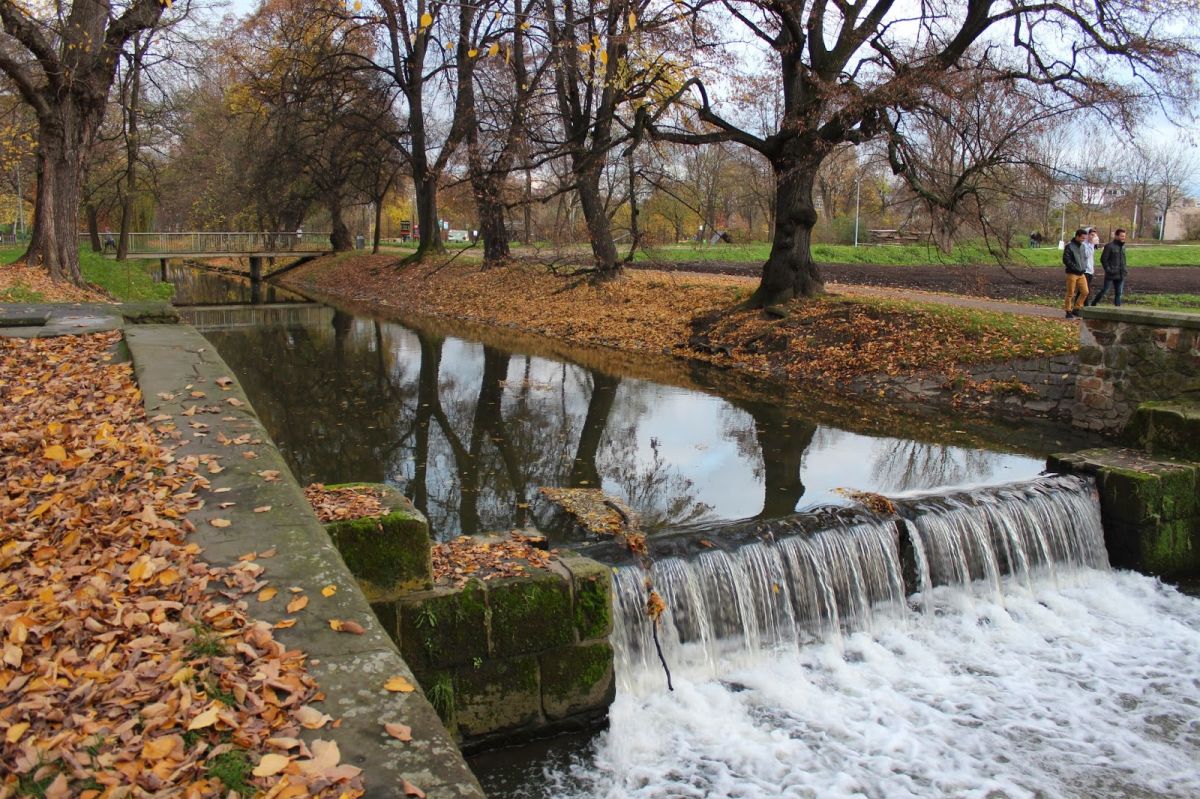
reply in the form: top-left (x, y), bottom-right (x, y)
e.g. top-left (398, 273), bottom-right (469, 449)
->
top-left (1074, 307), bottom-right (1200, 434)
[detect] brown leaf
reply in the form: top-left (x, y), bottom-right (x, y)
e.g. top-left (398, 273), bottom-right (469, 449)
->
top-left (209, 518), bottom-right (232, 528)
top-left (286, 595), bottom-right (309, 613)
top-left (402, 779), bottom-right (426, 798)
top-left (384, 722), bottom-right (412, 742)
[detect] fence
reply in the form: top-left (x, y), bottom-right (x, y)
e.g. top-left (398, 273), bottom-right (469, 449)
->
top-left (78, 232), bottom-right (330, 254)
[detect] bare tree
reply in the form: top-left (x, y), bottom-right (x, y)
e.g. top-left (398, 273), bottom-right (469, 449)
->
top-left (649, 0), bottom-right (1200, 306)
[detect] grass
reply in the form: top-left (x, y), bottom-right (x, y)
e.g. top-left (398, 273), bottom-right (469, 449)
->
top-left (628, 241), bottom-right (1200, 268)
top-left (838, 294), bottom-right (1079, 361)
top-left (1026, 292), bottom-right (1200, 313)
top-left (0, 246), bottom-right (174, 302)
top-left (205, 749), bottom-right (253, 794)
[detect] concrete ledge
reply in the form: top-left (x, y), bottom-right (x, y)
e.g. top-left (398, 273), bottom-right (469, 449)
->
top-left (1078, 305), bottom-right (1200, 330)
top-left (123, 323), bottom-right (484, 799)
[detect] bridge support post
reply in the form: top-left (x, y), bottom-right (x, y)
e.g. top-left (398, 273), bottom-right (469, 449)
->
top-left (249, 256), bottom-right (263, 283)
top-left (159, 259), bottom-right (168, 281)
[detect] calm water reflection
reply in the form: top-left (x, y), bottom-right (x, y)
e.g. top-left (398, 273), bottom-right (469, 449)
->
top-left (155, 261), bottom-right (308, 306)
top-left (178, 278), bottom-right (1046, 540)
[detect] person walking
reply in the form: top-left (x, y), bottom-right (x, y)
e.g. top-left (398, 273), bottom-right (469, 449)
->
top-left (1083, 229), bottom-right (1100, 300)
top-left (1090, 228), bottom-right (1128, 306)
top-left (1062, 227), bottom-right (1090, 318)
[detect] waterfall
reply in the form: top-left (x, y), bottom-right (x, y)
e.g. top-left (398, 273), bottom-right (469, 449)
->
top-left (610, 473), bottom-right (1108, 690)
top-left (903, 473), bottom-right (1108, 599)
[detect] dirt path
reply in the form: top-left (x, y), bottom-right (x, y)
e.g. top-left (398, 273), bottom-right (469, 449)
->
top-left (644, 260), bottom-right (1200, 304)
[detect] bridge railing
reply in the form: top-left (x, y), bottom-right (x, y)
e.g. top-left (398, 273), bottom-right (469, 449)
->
top-left (80, 232), bottom-right (331, 254)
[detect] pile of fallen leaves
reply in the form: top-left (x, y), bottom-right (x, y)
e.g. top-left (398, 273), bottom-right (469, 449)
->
top-left (0, 263), bottom-right (108, 304)
top-left (304, 484), bottom-right (386, 524)
top-left (834, 488), bottom-right (898, 515)
top-left (432, 532), bottom-right (553, 589)
top-left (282, 256), bottom-right (1076, 394)
top-left (0, 332), bottom-right (363, 798)
top-left (537, 488), bottom-right (646, 555)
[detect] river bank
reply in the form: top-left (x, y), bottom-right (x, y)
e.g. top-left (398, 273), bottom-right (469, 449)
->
top-left (277, 254), bottom-right (1081, 421)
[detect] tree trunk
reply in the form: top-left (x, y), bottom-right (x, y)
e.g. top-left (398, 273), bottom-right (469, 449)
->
top-left (117, 40), bottom-right (146, 262)
top-left (930, 207), bottom-right (956, 253)
top-left (25, 119), bottom-right (86, 286)
top-left (86, 204), bottom-right (101, 252)
top-left (477, 183), bottom-right (509, 267)
top-left (328, 195), bottom-right (352, 251)
top-left (412, 172), bottom-right (444, 259)
top-left (749, 157), bottom-right (824, 306)
top-left (523, 167), bottom-right (533, 244)
top-left (569, 371), bottom-right (620, 488)
top-left (576, 165), bottom-right (620, 278)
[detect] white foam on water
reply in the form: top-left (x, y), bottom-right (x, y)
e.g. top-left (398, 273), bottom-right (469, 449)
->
top-left (541, 570), bottom-right (1200, 799)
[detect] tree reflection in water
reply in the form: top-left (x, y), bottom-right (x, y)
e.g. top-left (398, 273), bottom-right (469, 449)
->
top-left (203, 304), bottom-right (1041, 539)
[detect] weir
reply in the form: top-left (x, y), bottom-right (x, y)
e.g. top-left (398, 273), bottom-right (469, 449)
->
top-left (610, 474), bottom-right (1108, 686)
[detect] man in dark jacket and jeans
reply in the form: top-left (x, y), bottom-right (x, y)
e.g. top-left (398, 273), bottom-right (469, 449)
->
top-left (1090, 229), bottom-right (1128, 306)
top-left (1062, 228), bottom-right (1090, 318)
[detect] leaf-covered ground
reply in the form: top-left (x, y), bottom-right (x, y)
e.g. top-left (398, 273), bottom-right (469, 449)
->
top-left (282, 256), bottom-right (1078, 391)
top-left (431, 533), bottom-right (552, 589)
top-left (0, 333), bottom-right (364, 798)
top-left (303, 484), bottom-right (386, 524)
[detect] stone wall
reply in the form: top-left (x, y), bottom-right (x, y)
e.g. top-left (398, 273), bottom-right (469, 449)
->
top-left (369, 557), bottom-right (615, 751)
top-left (324, 500), bottom-right (616, 752)
top-left (846, 353), bottom-right (1078, 421)
top-left (1074, 307), bottom-right (1200, 434)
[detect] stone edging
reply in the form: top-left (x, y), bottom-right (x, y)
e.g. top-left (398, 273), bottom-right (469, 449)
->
top-left (122, 320), bottom-right (485, 798)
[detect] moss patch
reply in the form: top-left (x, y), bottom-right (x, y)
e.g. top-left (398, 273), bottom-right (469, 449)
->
top-left (563, 557), bottom-right (613, 640)
top-left (325, 488), bottom-right (432, 597)
top-left (1124, 399), bottom-right (1200, 462)
top-left (539, 642), bottom-right (615, 721)
top-left (397, 582), bottom-right (489, 674)
top-left (452, 656), bottom-right (541, 738)
top-left (487, 574), bottom-right (574, 658)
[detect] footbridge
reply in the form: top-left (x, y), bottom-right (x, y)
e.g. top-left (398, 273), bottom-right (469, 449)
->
top-left (101, 232), bottom-right (331, 280)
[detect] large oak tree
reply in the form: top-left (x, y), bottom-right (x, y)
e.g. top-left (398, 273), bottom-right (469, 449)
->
top-left (0, 0), bottom-right (169, 285)
top-left (651, 0), bottom-right (1200, 306)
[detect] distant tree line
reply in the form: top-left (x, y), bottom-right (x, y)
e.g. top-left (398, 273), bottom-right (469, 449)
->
top-left (1, 0), bottom-right (1198, 300)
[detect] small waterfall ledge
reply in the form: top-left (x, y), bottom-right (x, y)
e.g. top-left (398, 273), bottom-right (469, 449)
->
top-left (612, 474), bottom-right (1107, 688)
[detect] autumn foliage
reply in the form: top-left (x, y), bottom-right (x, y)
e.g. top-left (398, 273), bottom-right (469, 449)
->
top-left (0, 333), bottom-right (363, 797)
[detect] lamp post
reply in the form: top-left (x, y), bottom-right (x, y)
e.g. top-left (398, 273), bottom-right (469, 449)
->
top-left (853, 173), bottom-right (862, 247)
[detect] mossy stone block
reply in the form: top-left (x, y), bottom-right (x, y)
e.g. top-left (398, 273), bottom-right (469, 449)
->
top-left (324, 483), bottom-right (432, 597)
top-left (539, 643), bottom-right (615, 721)
top-left (487, 573), bottom-right (573, 658)
top-left (562, 556), bottom-right (613, 641)
top-left (398, 583), bottom-right (489, 675)
top-left (1124, 400), bottom-right (1200, 462)
top-left (1099, 467), bottom-right (1163, 525)
top-left (452, 655), bottom-right (541, 738)
top-left (1139, 517), bottom-right (1200, 577)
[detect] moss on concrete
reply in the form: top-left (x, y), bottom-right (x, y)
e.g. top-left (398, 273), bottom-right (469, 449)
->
top-left (1124, 399), bottom-right (1200, 462)
top-left (487, 573), bottom-right (574, 658)
top-left (323, 483), bottom-right (432, 597)
top-left (539, 642), bottom-right (615, 721)
top-left (1139, 517), bottom-right (1200, 576)
top-left (452, 655), bottom-right (541, 738)
top-left (562, 556), bottom-right (613, 641)
top-left (397, 582), bottom-right (489, 675)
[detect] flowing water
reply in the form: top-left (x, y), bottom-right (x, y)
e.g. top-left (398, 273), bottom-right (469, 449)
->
top-left (155, 266), bottom-right (1199, 797)
top-left (482, 476), bottom-right (1200, 798)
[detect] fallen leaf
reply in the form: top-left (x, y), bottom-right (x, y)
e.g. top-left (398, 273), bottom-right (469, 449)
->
top-left (252, 753), bottom-right (291, 777)
top-left (295, 705), bottom-right (332, 729)
top-left (384, 676), bottom-right (415, 693)
top-left (321, 584), bottom-right (337, 597)
top-left (402, 779), bottom-right (426, 798)
top-left (209, 518), bottom-right (231, 528)
top-left (254, 505), bottom-right (272, 513)
top-left (187, 704), bottom-right (221, 730)
top-left (258, 587), bottom-right (278, 602)
top-left (286, 595), bottom-right (309, 613)
top-left (384, 722), bottom-right (412, 742)
top-left (43, 444), bottom-right (67, 461)
top-left (5, 722), bottom-right (29, 744)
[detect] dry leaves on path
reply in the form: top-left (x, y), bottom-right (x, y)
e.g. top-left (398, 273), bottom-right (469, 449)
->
top-left (0, 332), bottom-right (364, 798)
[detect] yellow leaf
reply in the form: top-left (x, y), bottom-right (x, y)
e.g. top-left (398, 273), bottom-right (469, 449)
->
top-left (384, 676), bottom-right (415, 693)
top-left (129, 558), bottom-right (151, 582)
top-left (419, 11), bottom-right (432, 28)
top-left (170, 666), bottom-right (195, 686)
top-left (520, 20), bottom-right (531, 30)
top-left (599, 49), bottom-right (608, 65)
top-left (5, 722), bottom-right (29, 744)
top-left (468, 48), bottom-right (478, 57)
top-left (321, 584), bottom-right (337, 597)
top-left (329, 619), bottom-right (343, 632)
top-left (46, 422), bottom-right (62, 436)
top-left (286, 595), bottom-right (309, 613)
top-left (253, 753), bottom-right (292, 777)
top-left (158, 568), bottom-right (181, 586)
top-left (275, 618), bottom-right (297, 629)
top-left (209, 518), bottom-right (231, 528)
top-left (187, 704), bottom-right (221, 730)
top-left (258, 587), bottom-right (279, 602)
top-left (43, 444), bottom-right (67, 461)
top-left (141, 736), bottom-right (177, 760)
top-left (628, 11), bottom-right (637, 30)
top-left (487, 42), bottom-right (499, 57)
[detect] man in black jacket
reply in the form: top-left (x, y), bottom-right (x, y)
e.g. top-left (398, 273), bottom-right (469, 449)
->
top-left (1062, 228), bottom-right (1090, 318)
top-left (1090, 229), bottom-right (1128, 306)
